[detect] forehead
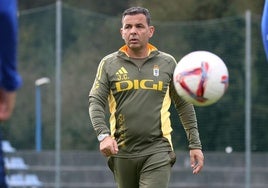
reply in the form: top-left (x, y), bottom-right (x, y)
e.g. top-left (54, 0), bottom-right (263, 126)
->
top-left (122, 13), bottom-right (148, 25)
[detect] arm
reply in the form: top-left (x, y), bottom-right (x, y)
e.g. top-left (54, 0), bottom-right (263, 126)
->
top-left (0, 0), bottom-right (22, 91)
top-left (170, 83), bottom-right (202, 149)
top-left (88, 59), bottom-right (118, 156)
top-left (0, 0), bottom-right (21, 120)
top-left (170, 83), bottom-right (204, 173)
top-left (88, 59), bottom-right (111, 136)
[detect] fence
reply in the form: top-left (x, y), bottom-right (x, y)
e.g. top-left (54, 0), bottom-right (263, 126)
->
top-left (3, 3), bottom-right (268, 152)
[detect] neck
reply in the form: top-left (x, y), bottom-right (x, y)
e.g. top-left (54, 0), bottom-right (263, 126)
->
top-left (127, 47), bottom-right (148, 59)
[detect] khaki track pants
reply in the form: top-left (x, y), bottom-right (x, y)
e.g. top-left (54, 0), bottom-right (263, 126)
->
top-left (108, 151), bottom-right (175, 188)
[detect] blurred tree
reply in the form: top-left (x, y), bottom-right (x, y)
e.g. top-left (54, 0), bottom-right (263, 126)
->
top-left (18, 0), bottom-right (264, 17)
top-left (18, 0), bottom-right (55, 10)
top-left (64, 0), bottom-right (132, 16)
top-left (132, 0), bottom-right (264, 21)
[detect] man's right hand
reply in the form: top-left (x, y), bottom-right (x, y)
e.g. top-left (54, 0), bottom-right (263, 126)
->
top-left (99, 136), bottom-right (119, 157)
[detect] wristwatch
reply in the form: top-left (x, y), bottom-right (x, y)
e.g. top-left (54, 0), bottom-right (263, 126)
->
top-left (97, 133), bottom-right (109, 142)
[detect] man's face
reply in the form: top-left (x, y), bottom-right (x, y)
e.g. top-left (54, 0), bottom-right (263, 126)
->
top-left (120, 14), bottom-right (154, 51)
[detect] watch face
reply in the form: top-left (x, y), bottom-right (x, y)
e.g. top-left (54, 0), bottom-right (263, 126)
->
top-left (98, 134), bottom-right (109, 141)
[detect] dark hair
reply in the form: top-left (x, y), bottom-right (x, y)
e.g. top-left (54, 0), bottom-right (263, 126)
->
top-left (122, 7), bottom-right (151, 25)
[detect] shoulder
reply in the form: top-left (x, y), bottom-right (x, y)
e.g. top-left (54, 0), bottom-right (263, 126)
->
top-left (96, 51), bottom-right (124, 75)
top-left (156, 51), bottom-right (177, 69)
top-left (158, 51), bottom-right (177, 63)
top-left (99, 51), bottom-right (119, 67)
top-left (102, 51), bottom-right (119, 62)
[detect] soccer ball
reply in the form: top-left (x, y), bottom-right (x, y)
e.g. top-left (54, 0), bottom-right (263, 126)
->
top-left (173, 51), bottom-right (229, 106)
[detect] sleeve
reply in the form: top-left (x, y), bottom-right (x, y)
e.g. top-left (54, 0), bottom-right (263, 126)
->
top-left (262, 0), bottom-right (268, 61)
top-left (0, 0), bottom-right (22, 91)
top-left (88, 59), bottom-right (111, 136)
top-left (170, 59), bottom-right (202, 150)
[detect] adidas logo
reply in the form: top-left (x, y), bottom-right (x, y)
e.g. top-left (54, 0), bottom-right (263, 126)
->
top-left (116, 67), bottom-right (128, 75)
top-left (116, 67), bottom-right (129, 81)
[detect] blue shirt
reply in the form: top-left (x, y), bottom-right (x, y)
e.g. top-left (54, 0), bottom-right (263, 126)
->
top-left (0, 0), bottom-right (22, 91)
top-left (262, 0), bottom-right (268, 61)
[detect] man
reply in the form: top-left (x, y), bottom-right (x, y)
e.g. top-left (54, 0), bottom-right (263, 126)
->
top-left (0, 0), bottom-right (21, 187)
top-left (89, 7), bottom-right (204, 188)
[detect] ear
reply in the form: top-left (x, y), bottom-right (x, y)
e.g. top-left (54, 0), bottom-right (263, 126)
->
top-left (120, 28), bottom-right (124, 40)
top-left (149, 26), bottom-right (155, 38)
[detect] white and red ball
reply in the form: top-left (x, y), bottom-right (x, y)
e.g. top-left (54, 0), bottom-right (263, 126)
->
top-left (173, 51), bottom-right (229, 106)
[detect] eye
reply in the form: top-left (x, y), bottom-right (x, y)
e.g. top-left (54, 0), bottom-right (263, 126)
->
top-left (136, 24), bottom-right (145, 28)
top-left (124, 25), bottom-right (132, 29)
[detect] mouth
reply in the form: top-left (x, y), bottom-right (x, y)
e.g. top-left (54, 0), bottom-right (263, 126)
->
top-left (129, 38), bottom-right (139, 43)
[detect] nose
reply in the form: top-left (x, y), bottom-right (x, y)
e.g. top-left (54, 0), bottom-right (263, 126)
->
top-left (130, 26), bottom-right (137, 34)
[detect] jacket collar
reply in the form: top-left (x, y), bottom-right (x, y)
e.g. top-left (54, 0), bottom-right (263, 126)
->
top-left (118, 43), bottom-right (158, 58)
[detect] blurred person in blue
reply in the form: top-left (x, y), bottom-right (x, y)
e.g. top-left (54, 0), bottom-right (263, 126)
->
top-left (0, 0), bottom-right (22, 187)
top-left (0, 0), bottom-right (21, 120)
top-left (262, 0), bottom-right (268, 61)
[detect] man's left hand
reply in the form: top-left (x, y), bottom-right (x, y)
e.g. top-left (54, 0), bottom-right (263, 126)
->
top-left (190, 149), bottom-right (204, 174)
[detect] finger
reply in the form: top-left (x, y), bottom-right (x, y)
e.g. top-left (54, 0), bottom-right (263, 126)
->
top-left (190, 156), bottom-right (196, 168)
top-left (101, 151), bottom-right (107, 157)
top-left (112, 140), bottom-right (119, 154)
top-left (105, 151), bottom-right (111, 157)
top-left (100, 145), bottom-right (109, 156)
top-left (193, 164), bottom-right (202, 174)
top-left (192, 159), bottom-right (204, 174)
top-left (102, 149), bottom-right (111, 157)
